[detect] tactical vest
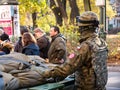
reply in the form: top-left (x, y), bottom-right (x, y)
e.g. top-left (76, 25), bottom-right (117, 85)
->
top-left (85, 37), bottom-right (108, 90)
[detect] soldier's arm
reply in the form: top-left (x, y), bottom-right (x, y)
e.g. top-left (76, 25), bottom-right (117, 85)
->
top-left (44, 43), bottom-right (90, 78)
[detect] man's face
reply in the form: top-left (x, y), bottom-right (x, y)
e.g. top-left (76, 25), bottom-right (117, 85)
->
top-left (50, 27), bottom-right (57, 37)
top-left (34, 31), bottom-right (42, 39)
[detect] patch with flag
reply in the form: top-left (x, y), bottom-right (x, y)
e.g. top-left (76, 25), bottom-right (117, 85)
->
top-left (68, 53), bottom-right (75, 59)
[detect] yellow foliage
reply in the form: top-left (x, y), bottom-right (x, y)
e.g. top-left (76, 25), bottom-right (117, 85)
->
top-left (77, 0), bottom-right (116, 19)
top-left (18, 0), bottom-right (116, 28)
top-left (106, 0), bottom-right (116, 18)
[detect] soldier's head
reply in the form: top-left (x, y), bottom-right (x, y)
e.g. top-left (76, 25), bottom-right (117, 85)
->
top-left (76, 11), bottom-right (99, 33)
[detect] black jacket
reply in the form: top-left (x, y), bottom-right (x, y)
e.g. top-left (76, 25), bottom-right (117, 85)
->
top-left (37, 35), bottom-right (50, 59)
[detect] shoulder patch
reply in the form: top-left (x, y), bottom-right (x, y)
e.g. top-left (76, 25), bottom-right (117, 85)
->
top-left (68, 53), bottom-right (75, 59)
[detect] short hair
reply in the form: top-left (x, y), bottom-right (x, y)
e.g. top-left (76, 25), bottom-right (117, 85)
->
top-left (22, 32), bottom-right (37, 46)
top-left (0, 33), bottom-right (10, 41)
top-left (51, 26), bottom-right (60, 33)
top-left (20, 26), bottom-right (29, 35)
top-left (34, 28), bottom-right (44, 33)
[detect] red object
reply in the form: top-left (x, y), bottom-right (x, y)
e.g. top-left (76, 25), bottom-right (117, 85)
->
top-left (0, 20), bottom-right (13, 35)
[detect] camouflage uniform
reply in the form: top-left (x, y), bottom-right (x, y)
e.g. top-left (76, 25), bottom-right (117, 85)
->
top-left (48, 33), bottom-right (67, 64)
top-left (42, 11), bottom-right (108, 90)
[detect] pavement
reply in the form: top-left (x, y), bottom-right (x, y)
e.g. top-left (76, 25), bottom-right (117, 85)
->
top-left (106, 66), bottom-right (120, 90)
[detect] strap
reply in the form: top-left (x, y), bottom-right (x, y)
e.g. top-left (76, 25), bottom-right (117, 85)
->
top-left (78, 19), bottom-right (99, 24)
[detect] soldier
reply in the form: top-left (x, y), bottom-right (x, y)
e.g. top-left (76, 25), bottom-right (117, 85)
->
top-left (32, 11), bottom-right (108, 90)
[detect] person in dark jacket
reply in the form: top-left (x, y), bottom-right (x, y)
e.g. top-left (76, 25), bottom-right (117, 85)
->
top-left (48, 26), bottom-right (67, 64)
top-left (14, 26), bottom-right (29, 53)
top-left (34, 28), bottom-right (50, 59)
top-left (22, 32), bottom-right (40, 55)
top-left (0, 33), bottom-right (10, 41)
top-left (0, 28), bottom-right (10, 42)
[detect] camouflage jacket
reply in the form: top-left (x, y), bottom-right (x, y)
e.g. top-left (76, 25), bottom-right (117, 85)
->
top-left (44, 31), bottom-right (108, 90)
top-left (48, 34), bottom-right (67, 64)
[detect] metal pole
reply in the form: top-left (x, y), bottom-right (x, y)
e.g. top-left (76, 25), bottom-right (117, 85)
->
top-left (103, 0), bottom-right (106, 40)
top-left (99, 7), bottom-right (104, 39)
top-left (99, 0), bottom-right (106, 40)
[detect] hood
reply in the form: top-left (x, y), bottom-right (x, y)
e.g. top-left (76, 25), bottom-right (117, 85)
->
top-left (52, 33), bottom-right (67, 42)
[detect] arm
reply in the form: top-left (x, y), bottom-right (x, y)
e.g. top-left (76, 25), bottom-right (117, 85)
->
top-left (14, 39), bottom-right (22, 52)
top-left (44, 43), bottom-right (90, 78)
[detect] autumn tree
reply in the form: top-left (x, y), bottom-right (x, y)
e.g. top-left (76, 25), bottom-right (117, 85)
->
top-left (49, 0), bottom-right (80, 26)
top-left (19, 0), bottom-right (47, 29)
top-left (83, 0), bottom-right (91, 11)
top-left (18, 0), bottom-right (115, 29)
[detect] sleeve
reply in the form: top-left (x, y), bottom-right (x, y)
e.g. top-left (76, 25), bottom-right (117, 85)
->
top-left (44, 43), bottom-right (90, 78)
top-left (54, 38), bottom-right (66, 60)
top-left (14, 42), bottom-right (19, 52)
top-left (14, 40), bottom-right (22, 52)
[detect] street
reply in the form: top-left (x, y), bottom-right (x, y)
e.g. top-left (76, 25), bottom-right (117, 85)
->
top-left (107, 66), bottom-right (120, 90)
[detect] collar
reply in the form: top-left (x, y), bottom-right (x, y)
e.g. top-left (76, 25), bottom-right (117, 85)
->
top-left (51, 33), bottom-right (61, 42)
top-left (79, 31), bottom-right (97, 43)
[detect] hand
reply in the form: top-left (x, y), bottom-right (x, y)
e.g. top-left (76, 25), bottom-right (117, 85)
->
top-left (59, 59), bottom-right (64, 64)
top-left (45, 58), bottom-right (49, 63)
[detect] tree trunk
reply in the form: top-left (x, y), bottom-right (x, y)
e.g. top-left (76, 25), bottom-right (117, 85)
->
top-left (56, 0), bottom-right (68, 25)
top-left (83, 0), bottom-right (91, 11)
top-left (69, 0), bottom-right (80, 24)
top-left (32, 12), bottom-right (37, 29)
top-left (62, 0), bottom-right (66, 11)
top-left (49, 0), bottom-right (62, 26)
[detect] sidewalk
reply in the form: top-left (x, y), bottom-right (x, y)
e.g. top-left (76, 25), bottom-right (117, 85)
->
top-left (107, 66), bottom-right (120, 90)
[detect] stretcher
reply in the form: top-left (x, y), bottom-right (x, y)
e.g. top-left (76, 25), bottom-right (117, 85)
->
top-left (27, 77), bottom-right (75, 90)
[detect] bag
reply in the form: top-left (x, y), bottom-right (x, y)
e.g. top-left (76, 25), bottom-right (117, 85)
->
top-left (85, 38), bottom-right (108, 89)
